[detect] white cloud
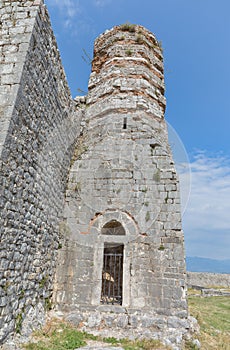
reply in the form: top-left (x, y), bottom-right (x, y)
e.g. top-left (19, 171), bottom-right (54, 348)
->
top-left (46, 0), bottom-right (80, 29)
top-left (93, 0), bottom-right (112, 7)
top-left (45, 0), bottom-right (96, 37)
top-left (181, 151), bottom-right (230, 259)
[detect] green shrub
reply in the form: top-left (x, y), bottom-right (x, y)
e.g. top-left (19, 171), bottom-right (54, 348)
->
top-left (145, 211), bottom-right (150, 222)
top-left (135, 34), bottom-right (143, 44)
top-left (15, 312), bottom-right (23, 334)
top-left (120, 22), bottom-right (136, 32)
top-left (125, 49), bottom-right (132, 56)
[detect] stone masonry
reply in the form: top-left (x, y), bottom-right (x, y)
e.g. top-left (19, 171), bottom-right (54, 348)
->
top-left (0, 2), bottom-right (192, 349)
top-left (187, 272), bottom-right (230, 288)
top-left (0, 0), bottom-right (82, 344)
top-left (53, 25), bottom-right (190, 349)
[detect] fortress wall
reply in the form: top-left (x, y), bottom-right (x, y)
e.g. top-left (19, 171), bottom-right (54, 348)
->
top-left (0, 0), bottom-right (41, 156)
top-left (187, 272), bottom-right (230, 288)
top-left (0, 1), bottom-right (81, 342)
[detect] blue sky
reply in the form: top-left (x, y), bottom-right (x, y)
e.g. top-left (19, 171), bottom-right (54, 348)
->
top-left (45, 0), bottom-right (230, 260)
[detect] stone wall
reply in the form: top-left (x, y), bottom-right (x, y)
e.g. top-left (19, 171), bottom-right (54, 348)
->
top-left (187, 272), bottom-right (230, 288)
top-left (0, 0), bottom-right (81, 343)
top-left (0, 0), bottom-right (38, 156)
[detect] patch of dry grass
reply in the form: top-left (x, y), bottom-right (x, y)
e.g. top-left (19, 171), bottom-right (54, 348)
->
top-left (188, 295), bottom-right (230, 350)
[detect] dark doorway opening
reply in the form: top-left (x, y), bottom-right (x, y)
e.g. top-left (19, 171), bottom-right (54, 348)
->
top-left (101, 244), bottom-right (123, 305)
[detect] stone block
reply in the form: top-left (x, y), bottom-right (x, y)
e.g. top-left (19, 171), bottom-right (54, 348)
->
top-left (87, 312), bottom-right (102, 328)
top-left (66, 312), bottom-right (85, 327)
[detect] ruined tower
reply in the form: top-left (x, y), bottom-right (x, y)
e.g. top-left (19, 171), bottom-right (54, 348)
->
top-left (54, 24), bottom-right (188, 343)
top-left (0, 1), bottom-right (191, 346)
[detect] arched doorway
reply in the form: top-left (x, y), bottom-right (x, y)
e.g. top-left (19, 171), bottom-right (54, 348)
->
top-left (101, 220), bottom-right (125, 305)
top-left (90, 211), bottom-right (139, 307)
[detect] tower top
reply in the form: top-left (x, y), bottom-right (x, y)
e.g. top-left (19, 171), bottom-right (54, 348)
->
top-left (92, 24), bottom-right (163, 76)
top-left (87, 24), bottom-right (165, 118)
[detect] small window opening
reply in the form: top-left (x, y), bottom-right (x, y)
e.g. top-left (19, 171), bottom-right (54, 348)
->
top-left (150, 143), bottom-right (160, 149)
top-left (123, 117), bottom-right (127, 129)
top-left (101, 220), bottom-right (125, 236)
top-left (101, 244), bottom-right (123, 305)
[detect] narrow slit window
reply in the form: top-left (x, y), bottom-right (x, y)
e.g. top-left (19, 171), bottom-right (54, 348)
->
top-left (101, 244), bottom-right (123, 305)
top-left (123, 117), bottom-right (127, 129)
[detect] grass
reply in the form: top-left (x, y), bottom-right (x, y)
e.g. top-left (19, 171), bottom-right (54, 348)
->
top-left (23, 322), bottom-right (87, 350)
top-left (101, 337), bottom-right (169, 350)
top-left (188, 293), bottom-right (230, 350)
top-left (120, 23), bottom-right (136, 33)
top-left (23, 294), bottom-right (230, 350)
top-left (103, 337), bottom-right (169, 350)
top-left (23, 319), bottom-right (170, 350)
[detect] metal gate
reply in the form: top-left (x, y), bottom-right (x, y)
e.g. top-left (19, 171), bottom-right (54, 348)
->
top-left (101, 245), bottom-right (123, 305)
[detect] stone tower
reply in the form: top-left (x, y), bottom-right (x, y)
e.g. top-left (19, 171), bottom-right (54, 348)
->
top-left (0, 0), bottom-right (191, 345)
top-left (54, 24), bottom-right (188, 343)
